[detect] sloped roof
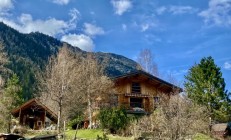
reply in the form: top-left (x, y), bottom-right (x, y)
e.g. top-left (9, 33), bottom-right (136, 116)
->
top-left (12, 98), bottom-right (58, 123)
top-left (113, 70), bottom-right (183, 93)
top-left (212, 123), bottom-right (228, 132)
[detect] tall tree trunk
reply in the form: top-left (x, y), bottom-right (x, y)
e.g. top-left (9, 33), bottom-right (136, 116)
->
top-left (87, 93), bottom-right (92, 129)
top-left (57, 98), bottom-right (62, 133)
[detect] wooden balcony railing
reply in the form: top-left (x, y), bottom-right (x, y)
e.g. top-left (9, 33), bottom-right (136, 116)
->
top-left (120, 102), bottom-right (147, 114)
top-left (124, 93), bottom-right (150, 98)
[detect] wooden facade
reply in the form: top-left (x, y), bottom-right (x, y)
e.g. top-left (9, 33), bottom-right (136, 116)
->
top-left (113, 70), bottom-right (182, 114)
top-left (11, 99), bottom-right (57, 130)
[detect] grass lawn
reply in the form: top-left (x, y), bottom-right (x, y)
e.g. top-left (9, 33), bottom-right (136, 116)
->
top-left (193, 133), bottom-right (215, 140)
top-left (64, 130), bottom-right (215, 140)
top-left (65, 129), bottom-right (133, 140)
top-left (65, 129), bottom-right (103, 139)
top-left (24, 129), bottom-right (214, 140)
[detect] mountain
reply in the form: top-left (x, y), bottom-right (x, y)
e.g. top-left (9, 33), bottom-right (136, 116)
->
top-left (0, 22), bottom-right (140, 99)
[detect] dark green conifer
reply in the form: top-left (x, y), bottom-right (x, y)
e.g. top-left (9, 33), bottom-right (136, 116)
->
top-left (184, 56), bottom-right (231, 122)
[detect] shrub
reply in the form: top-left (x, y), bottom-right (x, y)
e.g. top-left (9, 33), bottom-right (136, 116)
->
top-left (96, 134), bottom-right (109, 140)
top-left (98, 107), bottom-right (129, 134)
top-left (129, 95), bottom-right (210, 140)
top-left (67, 115), bottom-right (83, 130)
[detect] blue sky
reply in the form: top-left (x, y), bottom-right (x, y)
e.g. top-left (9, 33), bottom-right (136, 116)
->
top-left (0, 0), bottom-right (231, 90)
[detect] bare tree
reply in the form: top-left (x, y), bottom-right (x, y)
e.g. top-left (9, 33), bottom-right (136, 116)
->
top-left (75, 54), bottom-right (113, 129)
top-left (40, 45), bottom-right (113, 132)
top-left (137, 49), bottom-right (159, 76)
top-left (129, 95), bottom-right (210, 139)
top-left (40, 44), bottom-right (83, 133)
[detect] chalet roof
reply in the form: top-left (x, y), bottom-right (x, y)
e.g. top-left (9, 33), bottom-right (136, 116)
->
top-left (212, 123), bottom-right (228, 132)
top-left (113, 70), bottom-right (183, 93)
top-left (12, 98), bottom-right (58, 123)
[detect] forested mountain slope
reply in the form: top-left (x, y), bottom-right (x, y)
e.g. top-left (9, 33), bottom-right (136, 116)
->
top-left (0, 22), bottom-right (140, 99)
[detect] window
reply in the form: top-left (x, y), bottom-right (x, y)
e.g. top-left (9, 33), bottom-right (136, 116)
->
top-left (131, 82), bottom-right (141, 94)
top-left (37, 121), bottom-right (42, 126)
top-left (130, 98), bottom-right (143, 108)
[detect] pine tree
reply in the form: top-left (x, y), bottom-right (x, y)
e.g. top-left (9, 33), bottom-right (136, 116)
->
top-left (0, 73), bottom-right (23, 132)
top-left (184, 56), bottom-right (231, 123)
top-left (3, 73), bottom-right (24, 108)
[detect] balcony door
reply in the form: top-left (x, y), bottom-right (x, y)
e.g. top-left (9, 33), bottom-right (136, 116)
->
top-left (130, 98), bottom-right (143, 108)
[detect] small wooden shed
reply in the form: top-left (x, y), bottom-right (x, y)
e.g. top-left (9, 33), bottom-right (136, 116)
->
top-left (212, 123), bottom-right (231, 139)
top-left (12, 98), bottom-right (57, 130)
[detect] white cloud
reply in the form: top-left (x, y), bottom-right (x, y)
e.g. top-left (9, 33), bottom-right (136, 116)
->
top-left (143, 34), bottom-right (162, 45)
top-left (198, 0), bottom-right (231, 26)
top-left (224, 62), bottom-right (231, 70)
top-left (61, 34), bottom-right (94, 52)
top-left (169, 6), bottom-right (197, 15)
top-left (156, 5), bottom-right (198, 15)
top-left (133, 14), bottom-right (158, 32)
top-left (69, 8), bottom-right (80, 23)
top-left (0, 0), bottom-right (13, 15)
top-left (68, 8), bottom-right (81, 31)
top-left (141, 24), bottom-right (149, 32)
top-left (17, 14), bottom-right (68, 36)
top-left (0, 8), bottom-right (79, 36)
top-left (51, 0), bottom-right (70, 5)
top-left (0, 0), bottom-right (12, 9)
top-left (83, 23), bottom-right (105, 36)
top-left (156, 6), bottom-right (167, 15)
top-left (111, 0), bottom-right (132, 15)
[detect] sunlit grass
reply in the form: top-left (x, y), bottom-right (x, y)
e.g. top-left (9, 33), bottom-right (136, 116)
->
top-left (65, 129), bottom-right (103, 139)
top-left (64, 129), bottom-right (133, 140)
top-left (193, 133), bottom-right (214, 140)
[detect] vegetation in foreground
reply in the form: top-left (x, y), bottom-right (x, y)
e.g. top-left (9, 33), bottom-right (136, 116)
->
top-left (23, 129), bottom-right (213, 140)
top-left (65, 129), bottom-right (103, 139)
top-left (65, 129), bottom-right (133, 140)
top-left (193, 133), bottom-right (214, 140)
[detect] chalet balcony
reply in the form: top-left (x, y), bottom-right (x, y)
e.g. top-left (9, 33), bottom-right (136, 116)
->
top-left (124, 93), bottom-right (150, 98)
top-left (120, 102), bottom-right (147, 114)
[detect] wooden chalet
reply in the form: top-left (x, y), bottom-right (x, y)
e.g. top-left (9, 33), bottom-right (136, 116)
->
top-left (113, 70), bottom-right (182, 114)
top-left (11, 98), bottom-right (57, 130)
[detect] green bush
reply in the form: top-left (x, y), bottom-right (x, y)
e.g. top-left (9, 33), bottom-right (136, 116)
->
top-left (98, 107), bottom-right (129, 133)
top-left (67, 115), bottom-right (83, 129)
top-left (96, 134), bottom-right (109, 140)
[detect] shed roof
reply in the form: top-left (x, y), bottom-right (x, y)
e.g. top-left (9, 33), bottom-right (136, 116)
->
top-left (212, 123), bottom-right (228, 132)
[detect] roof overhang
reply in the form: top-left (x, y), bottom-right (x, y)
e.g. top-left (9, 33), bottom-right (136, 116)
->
top-left (113, 70), bottom-right (183, 93)
top-left (12, 98), bottom-right (58, 123)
